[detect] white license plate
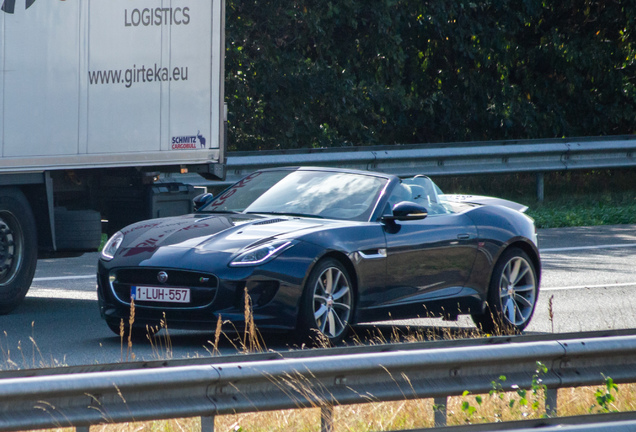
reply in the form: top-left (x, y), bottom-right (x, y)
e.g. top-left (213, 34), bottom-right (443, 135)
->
top-left (132, 286), bottom-right (191, 303)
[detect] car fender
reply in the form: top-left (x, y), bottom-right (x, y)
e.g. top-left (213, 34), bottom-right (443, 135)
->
top-left (462, 204), bottom-right (540, 296)
top-left (294, 224), bottom-right (388, 318)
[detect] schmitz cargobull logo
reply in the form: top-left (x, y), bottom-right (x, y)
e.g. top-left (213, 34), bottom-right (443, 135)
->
top-left (171, 130), bottom-right (207, 150)
top-left (1, 0), bottom-right (37, 14)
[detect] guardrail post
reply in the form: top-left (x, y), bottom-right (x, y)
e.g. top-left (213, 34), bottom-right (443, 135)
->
top-left (201, 415), bottom-right (215, 431)
top-left (433, 396), bottom-right (447, 427)
top-left (545, 388), bottom-right (558, 417)
top-left (321, 404), bottom-right (334, 432)
top-left (536, 172), bottom-right (545, 202)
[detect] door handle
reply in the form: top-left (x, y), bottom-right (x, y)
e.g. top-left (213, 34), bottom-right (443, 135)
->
top-left (457, 233), bottom-right (471, 240)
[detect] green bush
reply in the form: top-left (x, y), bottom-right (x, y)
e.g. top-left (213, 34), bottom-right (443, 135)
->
top-left (226, 1), bottom-right (636, 151)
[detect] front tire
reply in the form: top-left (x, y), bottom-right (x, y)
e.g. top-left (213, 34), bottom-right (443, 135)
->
top-left (472, 248), bottom-right (538, 334)
top-left (0, 188), bottom-right (37, 314)
top-left (298, 258), bottom-right (354, 345)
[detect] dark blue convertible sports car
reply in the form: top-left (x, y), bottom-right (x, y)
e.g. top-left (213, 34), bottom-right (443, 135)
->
top-left (98, 167), bottom-right (540, 343)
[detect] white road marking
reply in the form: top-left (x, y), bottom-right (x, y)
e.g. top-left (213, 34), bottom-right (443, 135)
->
top-left (541, 243), bottom-right (636, 253)
top-left (33, 275), bottom-right (95, 282)
top-left (542, 282), bottom-right (636, 292)
top-left (27, 288), bottom-right (97, 300)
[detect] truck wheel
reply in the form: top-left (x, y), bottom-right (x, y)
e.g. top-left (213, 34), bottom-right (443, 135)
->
top-left (54, 208), bottom-right (102, 251)
top-left (0, 188), bottom-right (38, 314)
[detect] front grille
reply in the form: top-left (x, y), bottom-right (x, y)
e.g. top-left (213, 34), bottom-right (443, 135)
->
top-left (110, 268), bottom-right (218, 308)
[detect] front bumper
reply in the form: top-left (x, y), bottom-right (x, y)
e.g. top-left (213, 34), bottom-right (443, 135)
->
top-left (97, 257), bottom-right (309, 333)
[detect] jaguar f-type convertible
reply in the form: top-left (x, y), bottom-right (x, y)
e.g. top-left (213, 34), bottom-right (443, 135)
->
top-left (98, 167), bottom-right (540, 343)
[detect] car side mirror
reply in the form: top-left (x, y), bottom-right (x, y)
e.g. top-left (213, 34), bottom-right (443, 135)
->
top-left (383, 201), bottom-right (428, 222)
top-left (193, 192), bottom-right (214, 211)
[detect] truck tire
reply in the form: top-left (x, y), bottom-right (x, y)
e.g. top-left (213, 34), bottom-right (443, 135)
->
top-left (55, 207), bottom-right (102, 251)
top-left (0, 188), bottom-right (38, 314)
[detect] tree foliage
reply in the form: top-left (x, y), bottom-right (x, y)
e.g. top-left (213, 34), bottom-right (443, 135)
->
top-left (226, 0), bottom-right (636, 150)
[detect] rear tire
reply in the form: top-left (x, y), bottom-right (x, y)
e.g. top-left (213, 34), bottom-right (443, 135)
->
top-left (0, 188), bottom-right (37, 315)
top-left (297, 258), bottom-right (354, 346)
top-left (472, 248), bottom-right (538, 334)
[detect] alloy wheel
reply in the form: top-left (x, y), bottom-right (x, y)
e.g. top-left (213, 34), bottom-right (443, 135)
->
top-left (312, 266), bottom-right (352, 339)
top-left (498, 255), bottom-right (537, 327)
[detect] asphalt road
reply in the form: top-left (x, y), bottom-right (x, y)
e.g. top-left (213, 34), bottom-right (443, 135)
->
top-left (1, 224), bottom-right (635, 369)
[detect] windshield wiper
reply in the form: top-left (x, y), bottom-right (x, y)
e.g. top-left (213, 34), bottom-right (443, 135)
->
top-left (245, 211), bottom-right (324, 219)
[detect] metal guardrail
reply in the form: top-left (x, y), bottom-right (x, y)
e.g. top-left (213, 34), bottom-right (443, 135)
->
top-left (167, 135), bottom-right (636, 201)
top-left (2, 334), bottom-right (636, 432)
top-left (220, 135), bottom-right (636, 184)
top-left (158, 134), bottom-right (634, 202)
top-left (2, 327), bottom-right (635, 378)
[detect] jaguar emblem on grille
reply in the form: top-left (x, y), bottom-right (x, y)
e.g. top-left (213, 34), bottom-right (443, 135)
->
top-left (157, 271), bottom-right (169, 284)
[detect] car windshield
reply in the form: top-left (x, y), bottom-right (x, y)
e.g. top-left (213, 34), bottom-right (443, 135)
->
top-left (202, 169), bottom-right (388, 221)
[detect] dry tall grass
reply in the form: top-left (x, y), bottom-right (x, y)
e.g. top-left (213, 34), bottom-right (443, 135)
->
top-left (21, 382), bottom-right (636, 432)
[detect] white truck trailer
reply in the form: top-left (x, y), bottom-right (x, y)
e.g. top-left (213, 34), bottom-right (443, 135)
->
top-left (0, 0), bottom-right (226, 312)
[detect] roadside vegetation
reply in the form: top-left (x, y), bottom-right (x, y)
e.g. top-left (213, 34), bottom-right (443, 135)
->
top-left (226, 1), bottom-right (635, 151)
top-left (35, 379), bottom-right (634, 432)
top-left (528, 193), bottom-right (636, 228)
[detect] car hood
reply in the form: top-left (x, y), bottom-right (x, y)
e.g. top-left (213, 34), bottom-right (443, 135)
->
top-left (115, 213), bottom-right (331, 259)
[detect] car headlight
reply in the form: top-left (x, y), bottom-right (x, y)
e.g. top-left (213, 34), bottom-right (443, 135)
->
top-left (230, 239), bottom-right (296, 267)
top-left (101, 231), bottom-right (124, 261)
